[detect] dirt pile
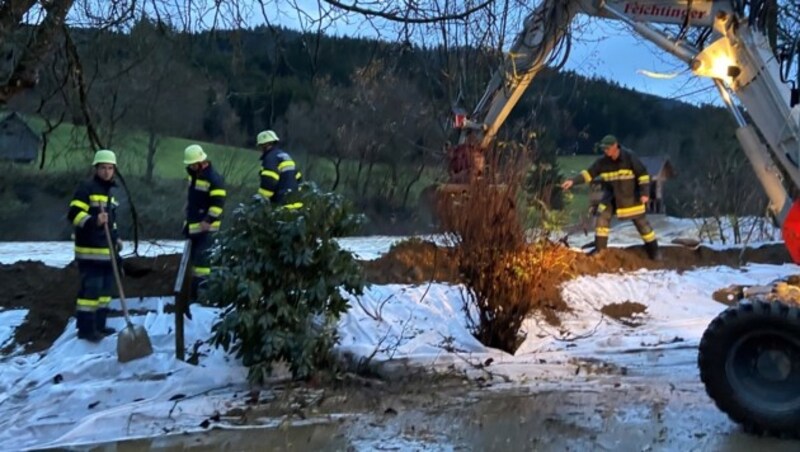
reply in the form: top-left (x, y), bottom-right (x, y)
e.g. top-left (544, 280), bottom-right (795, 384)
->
top-left (361, 239), bottom-right (459, 284)
top-left (0, 254), bottom-right (181, 353)
top-left (569, 243), bottom-right (792, 276)
top-left (0, 240), bottom-right (793, 354)
top-left (601, 301), bottom-right (648, 327)
top-left (361, 240), bottom-right (793, 284)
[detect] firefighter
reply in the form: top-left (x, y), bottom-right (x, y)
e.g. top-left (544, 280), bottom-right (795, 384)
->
top-left (183, 144), bottom-right (226, 307)
top-left (66, 149), bottom-right (123, 342)
top-left (255, 130), bottom-right (303, 208)
top-left (561, 135), bottom-right (660, 260)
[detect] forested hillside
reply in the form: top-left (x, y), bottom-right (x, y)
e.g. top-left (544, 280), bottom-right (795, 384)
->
top-left (3, 20), bottom-right (764, 236)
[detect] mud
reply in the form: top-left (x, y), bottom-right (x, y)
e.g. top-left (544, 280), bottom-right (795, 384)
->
top-left (360, 239), bottom-right (459, 284)
top-left (362, 241), bottom-right (793, 285)
top-left (0, 254), bottom-right (180, 353)
top-left (4, 241), bottom-right (800, 450)
top-left (109, 370), bottom-right (800, 451)
top-left (601, 301), bottom-right (648, 327)
top-left (0, 240), bottom-right (792, 354)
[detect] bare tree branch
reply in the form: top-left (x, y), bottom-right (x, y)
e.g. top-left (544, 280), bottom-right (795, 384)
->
top-left (0, 0), bottom-right (37, 35)
top-left (63, 25), bottom-right (103, 150)
top-left (0, 0), bottom-right (74, 104)
top-left (322, 0), bottom-right (493, 24)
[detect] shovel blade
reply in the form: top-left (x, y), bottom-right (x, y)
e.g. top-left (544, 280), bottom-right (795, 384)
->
top-left (117, 324), bottom-right (154, 363)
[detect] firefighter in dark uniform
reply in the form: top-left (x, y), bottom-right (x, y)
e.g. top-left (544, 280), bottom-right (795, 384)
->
top-left (562, 135), bottom-right (660, 260)
top-left (183, 144), bottom-right (226, 305)
top-left (67, 149), bottom-right (122, 342)
top-left (255, 130), bottom-right (303, 208)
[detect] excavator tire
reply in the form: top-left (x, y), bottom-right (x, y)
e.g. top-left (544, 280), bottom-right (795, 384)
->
top-left (698, 299), bottom-right (800, 438)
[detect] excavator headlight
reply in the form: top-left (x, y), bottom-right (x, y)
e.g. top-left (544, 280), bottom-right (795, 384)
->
top-left (692, 37), bottom-right (738, 83)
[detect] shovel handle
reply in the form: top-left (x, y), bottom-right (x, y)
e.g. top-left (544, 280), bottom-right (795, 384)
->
top-left (101, 205), bottom-right (133, 326)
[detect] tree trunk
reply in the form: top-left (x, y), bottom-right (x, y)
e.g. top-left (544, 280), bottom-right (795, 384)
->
top-left (354, 146), bottom-right (366, 192)
top-left (145, 131), bottom-right (159, 182)
top-left (362, 158), bottom-right (375, 199)
top-left (402, 162), bottom-right (427, 211)
top-left (329, 154), bottom-right (343, 191)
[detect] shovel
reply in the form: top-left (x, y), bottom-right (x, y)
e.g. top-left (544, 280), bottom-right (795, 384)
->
top-left (101, 208), bottom-right (154, 363)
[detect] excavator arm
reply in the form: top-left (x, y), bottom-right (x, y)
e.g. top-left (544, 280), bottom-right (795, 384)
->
top-left (460, 0), bottom-right (582, 149)
top-left (460, 0), bottom-right (800, 245)
top-left (457, 0), bottom-right (800, 437)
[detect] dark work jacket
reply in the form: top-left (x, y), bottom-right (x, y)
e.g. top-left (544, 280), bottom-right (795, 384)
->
top-left (571, 149), bottom-right (651, 219)
top-left (259, 147), bottom-right (303, 207)
top-left (67, 176), bottom-right (118, 262)
top-left (185, 163), bottom-right (226, 237)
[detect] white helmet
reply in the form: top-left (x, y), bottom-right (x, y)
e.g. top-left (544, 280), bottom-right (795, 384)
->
top-left (256, 130), bottom-right (280, 146)
top-left (183, 144), bottom-right (208, 165)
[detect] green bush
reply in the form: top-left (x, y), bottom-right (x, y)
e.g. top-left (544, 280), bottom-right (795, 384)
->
top-left (205, 184), bottom-right (367, 383)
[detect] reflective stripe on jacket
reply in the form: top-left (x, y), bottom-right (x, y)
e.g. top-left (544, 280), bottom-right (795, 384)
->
top-left (186, 163), bottom-right (226, 236)
top-left (571, 149), bottom-right (650, 219)
top-left (259, 148), bottom-right (303, 208)
top-left (67, 176), bottom-right (118, 261)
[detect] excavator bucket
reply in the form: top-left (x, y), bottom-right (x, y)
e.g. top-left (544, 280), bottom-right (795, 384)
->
top-left (418, 182), bottom-right (515, 230)
top-left (781, 200), bottom-right (800, 264)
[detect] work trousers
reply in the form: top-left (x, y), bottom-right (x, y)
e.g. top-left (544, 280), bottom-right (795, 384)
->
top-left (594, 207), bottom-right (656, 251)
top-left (189, 233), bottom-right (214, 302)
top-left (76, 260), bottom-right (116, 336)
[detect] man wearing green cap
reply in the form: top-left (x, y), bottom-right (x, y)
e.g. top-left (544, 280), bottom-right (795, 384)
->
top-left (66, 149), bottom-right (123, 342)
top-left (183, 144), bottom-right (226, 310)
top-left (561, 135), bottom-right (660, 260)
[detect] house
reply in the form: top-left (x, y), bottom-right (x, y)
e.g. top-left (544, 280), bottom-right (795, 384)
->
top-left (0, 113), bottom-right (41, 164)
top-left (587, 153), bottom-right (676, 215)
top-left (640, 155), bottom-right (676, 214)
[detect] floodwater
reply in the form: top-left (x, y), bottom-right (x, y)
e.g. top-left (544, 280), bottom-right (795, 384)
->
top-left (93, 373), bottom-right (799, 452)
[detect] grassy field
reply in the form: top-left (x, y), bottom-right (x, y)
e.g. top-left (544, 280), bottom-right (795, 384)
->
top-left (19, 116), bottom-right (444, 198)
top-left (8, 112), bottom-right (599, 225)
top-left (26, 121), bottom-right (270, 185)
top-left (557, 154), bottom-right (596, 177)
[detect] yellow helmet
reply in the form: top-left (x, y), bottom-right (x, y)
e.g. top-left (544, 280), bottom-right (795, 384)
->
top-left (183, 144), bottom-right (208, 165)
top-left (92, 149), bottom-right (117, 166)
top-left (256, 130), bottom-right (279, 145)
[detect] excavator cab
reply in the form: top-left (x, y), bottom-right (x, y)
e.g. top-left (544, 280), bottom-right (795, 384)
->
top-left (418, 113), bottom-right (511, 229)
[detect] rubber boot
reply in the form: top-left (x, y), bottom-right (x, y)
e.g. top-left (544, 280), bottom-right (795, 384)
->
top-left (589, 236), bottom-right (608, 256)
top-left (95, 308), bottom-right (116, 336)
top-left (76, 311), bottom-right (104, 342)
top-left (645, 240), bottom-right (661, 261)
top-left (185, 276), bottom-right (207, 320)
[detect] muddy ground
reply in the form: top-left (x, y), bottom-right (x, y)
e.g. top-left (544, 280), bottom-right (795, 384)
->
top-left (0, 240), bottom-right (792, 354)
top-left (113, 363), bottom-right (800, 451)
top-left (3, 240), bottom-right (799, 450)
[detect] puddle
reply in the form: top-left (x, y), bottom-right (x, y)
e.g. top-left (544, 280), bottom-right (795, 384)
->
top-left (92, 381), bottom-right (799, 451)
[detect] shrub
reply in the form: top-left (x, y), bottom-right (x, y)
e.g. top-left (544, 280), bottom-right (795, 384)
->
top-left (437, 145), bottom-right (574, 352)
top-left (205, 183), bottom-right (366, 383)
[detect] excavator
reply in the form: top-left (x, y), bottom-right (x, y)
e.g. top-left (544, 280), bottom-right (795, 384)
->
top-left (451, 0), bottom-right (800, 438)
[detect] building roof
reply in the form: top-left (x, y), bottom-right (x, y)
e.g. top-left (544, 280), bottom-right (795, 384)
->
top-left (640, 156), bottom-right (676, 181)
top-left (0, 112), bottom-right (41, 162)
top-left (0, 112), bottom-right (40, 142)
